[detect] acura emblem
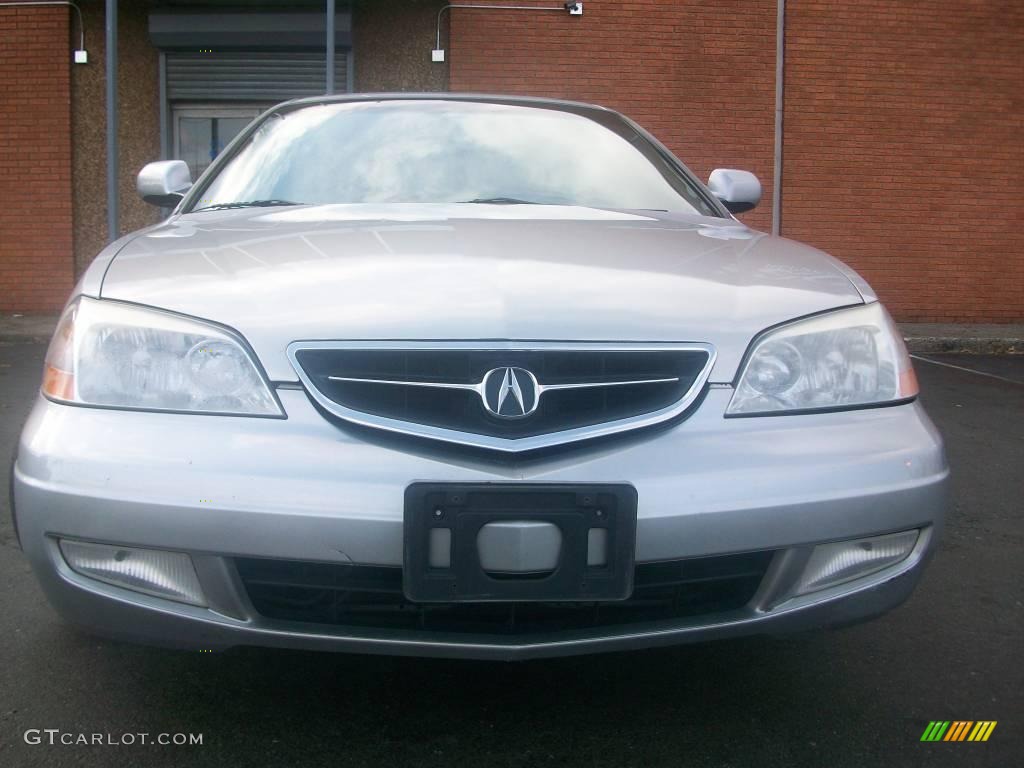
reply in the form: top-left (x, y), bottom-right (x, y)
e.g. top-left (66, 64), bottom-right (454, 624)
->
top-left (481, 367), bottom-right (539, 418)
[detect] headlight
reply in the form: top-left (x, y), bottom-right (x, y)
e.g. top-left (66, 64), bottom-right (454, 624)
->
top-left (42, 297), bottom-right (282, 416)
top-left (727, 303), bottom-right (918, 416)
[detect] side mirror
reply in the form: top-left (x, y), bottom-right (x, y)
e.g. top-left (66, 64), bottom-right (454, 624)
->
top-left (707, 169), bottom-right (761, 214)
top-left (137, 160), bottom-right (192, 206)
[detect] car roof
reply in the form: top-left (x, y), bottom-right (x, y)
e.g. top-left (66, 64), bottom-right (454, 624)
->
top-left (276, 92), bottom-right (617, 117)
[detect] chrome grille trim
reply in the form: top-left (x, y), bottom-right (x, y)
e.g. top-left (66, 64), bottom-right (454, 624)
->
top-left (286, 341), bottom-right (717, 453)
top-left (325, 373), bottom-right (683, 415)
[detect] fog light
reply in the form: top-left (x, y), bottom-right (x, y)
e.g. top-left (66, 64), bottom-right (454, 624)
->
top-left (59, 539), bottom-right (206, 606)
top-left (794, 530), bottom-right (919, 596)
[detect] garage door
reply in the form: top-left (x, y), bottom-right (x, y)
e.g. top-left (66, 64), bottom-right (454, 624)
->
top-left (166, 51), bottom-right (351, 102)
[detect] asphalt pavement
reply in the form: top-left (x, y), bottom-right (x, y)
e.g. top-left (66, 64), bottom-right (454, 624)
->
top-left (0, 339), bottom-right (1020, 768)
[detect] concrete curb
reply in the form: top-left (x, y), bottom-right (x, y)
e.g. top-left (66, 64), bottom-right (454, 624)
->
top-left (2, 315), bottom-right (1023, 354)
top-left (900, 324), bottom-right (1024, 356)
top-left (904, 337), bottom-right (1022, 355)
top-left (0, 315), bottom-right (57, 343)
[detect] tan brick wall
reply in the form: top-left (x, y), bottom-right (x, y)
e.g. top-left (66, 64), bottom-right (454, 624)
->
top-left (354, 0), bottom-right (449, 92)
top-left (71, 0), bottom-right (161, 278)
top-left (0, 4), bottom-right (75, 312)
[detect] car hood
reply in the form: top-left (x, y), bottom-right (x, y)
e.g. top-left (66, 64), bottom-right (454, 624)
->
top-left (100, 204), bottom-right (865, 382)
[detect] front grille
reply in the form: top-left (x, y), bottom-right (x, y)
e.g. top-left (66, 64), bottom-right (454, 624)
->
top-left (235, 551), bottom-right (773, 636)
top-left (288, 342), bottom-right (715, 452)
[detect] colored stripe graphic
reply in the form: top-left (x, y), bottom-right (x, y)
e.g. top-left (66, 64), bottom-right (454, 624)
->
top-left (921, 721), bottom-right (950, 741)
top-left (972, 722), bottom-right (997, 742)
top-left (921, 721), bottom-right (996, 742)
top-left (945, 722), bottom-right (972, 741)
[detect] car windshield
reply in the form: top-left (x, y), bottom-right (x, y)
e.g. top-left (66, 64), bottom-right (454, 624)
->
top-left (190, 100), bottom-right (721, 216)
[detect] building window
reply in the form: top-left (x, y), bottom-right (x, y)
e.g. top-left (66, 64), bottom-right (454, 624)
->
top-left (172, 106), bottom-right (265, 179)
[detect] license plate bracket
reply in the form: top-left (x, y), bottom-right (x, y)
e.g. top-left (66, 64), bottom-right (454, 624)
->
top-left (403, 483), bottom-right (637, 603)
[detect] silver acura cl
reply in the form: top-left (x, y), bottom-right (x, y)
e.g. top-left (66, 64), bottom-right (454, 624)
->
top-left (12, 95), bottom-right (948, 660)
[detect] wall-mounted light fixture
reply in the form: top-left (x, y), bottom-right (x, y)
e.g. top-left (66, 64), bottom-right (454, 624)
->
top-left (433, 2), bottom-right (582, 63)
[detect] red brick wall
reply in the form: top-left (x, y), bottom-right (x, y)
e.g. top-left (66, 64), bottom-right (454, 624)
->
top-left (449, 0), bottom-right (777, 234)
top-left (783, 1), bottom-right (1024, 322)
top-left (0, 4), bottom-right (74, 313)
top-left (448, 0), bottom-right (1024, 322)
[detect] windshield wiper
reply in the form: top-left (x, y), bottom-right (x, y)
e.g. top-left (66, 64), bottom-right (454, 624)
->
top-left (458, 197), bottom-right (538, 205)
top-left (192, 199), bottom-right (302, 212)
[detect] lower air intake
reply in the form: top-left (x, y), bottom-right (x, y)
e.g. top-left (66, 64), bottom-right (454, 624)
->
top-left (235, 551), bottom-right (773, 636)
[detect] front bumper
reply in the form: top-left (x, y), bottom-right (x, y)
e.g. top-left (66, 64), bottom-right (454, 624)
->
top-left (13, 388), bottom-right (948, 660)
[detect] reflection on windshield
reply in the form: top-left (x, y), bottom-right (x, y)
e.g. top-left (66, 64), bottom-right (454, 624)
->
top-left (195, 101), bottom-right (719, 216)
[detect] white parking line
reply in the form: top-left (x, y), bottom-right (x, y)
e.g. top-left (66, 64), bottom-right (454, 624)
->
top-left (911, 355), bottom-right (1023, 386)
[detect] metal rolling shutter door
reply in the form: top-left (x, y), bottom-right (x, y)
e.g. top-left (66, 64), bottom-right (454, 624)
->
top-left (166, 51), bottom-right (350, 102)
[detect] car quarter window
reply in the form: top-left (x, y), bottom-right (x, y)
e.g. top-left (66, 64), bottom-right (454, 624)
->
top-left (191, 100), bottom-right (721, 216)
